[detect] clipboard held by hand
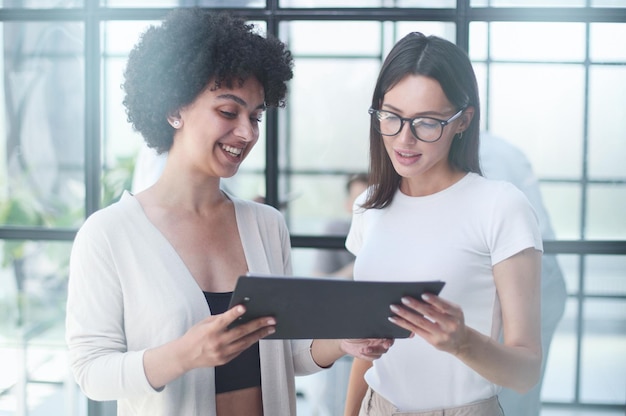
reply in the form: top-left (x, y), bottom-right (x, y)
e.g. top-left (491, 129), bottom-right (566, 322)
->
top-left (228, 274), bottom-right (445, 339)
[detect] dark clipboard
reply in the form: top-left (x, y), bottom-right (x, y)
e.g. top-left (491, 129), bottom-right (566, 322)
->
top-left (228, 274), bottom-right (445, 339)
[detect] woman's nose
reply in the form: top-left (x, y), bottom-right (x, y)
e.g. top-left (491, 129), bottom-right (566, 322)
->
top-left (396, 121), bottom-right (416, 144)
top-left (234, 118), bottom-right (257, 142)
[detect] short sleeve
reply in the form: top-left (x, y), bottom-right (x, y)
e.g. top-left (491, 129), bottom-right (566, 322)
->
top-left (488, 183), bottom-right (543, 266)
top-left (345, 193), bottom-right (368, 256)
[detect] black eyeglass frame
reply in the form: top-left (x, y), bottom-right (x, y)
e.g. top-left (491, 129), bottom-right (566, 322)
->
top-left (368, 107), bottom-right (465, 143)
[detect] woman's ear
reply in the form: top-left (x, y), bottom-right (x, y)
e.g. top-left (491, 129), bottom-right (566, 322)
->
top-left (458, 106), bottom-right (474, 133)
top-left (167, 111), bottom-right (182, 129)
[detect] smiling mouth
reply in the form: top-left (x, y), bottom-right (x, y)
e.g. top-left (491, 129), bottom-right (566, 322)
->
top-left (222, 144), bottom-right (243, 157)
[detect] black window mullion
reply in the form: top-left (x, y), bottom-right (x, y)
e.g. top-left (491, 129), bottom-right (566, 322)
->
top-left (84, 4), bottom-right (101, 216)
top-left (263, 0), bottom-right (281, 209)
top-left (456, 0), bottom-right (470, 52)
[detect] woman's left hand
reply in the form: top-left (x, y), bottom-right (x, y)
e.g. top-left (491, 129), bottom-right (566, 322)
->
top-left (340, 338), bottom-right (394, 361)
top-left (389, 294), bottom-right (469, 355)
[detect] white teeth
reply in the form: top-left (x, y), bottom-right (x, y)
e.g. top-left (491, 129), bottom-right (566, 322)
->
top-left (222, 144), bottom-right (242, 156)
top-left (399, 152), bottom-right (415, 157)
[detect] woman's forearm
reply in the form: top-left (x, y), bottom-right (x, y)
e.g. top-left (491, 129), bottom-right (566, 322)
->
top-left (310, 339), bottom-right (344, 368)
top-left (143, 337), bottom-right (189, 390)
top-left (454, 327), bottom-right (542, 393)
top-left (344, 358), bottom-right (372, 416)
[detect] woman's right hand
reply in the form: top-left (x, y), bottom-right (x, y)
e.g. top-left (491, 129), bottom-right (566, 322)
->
top-left (144, 305), bottom-right (275, 389)
top-left (181, 305), bottom-right (276, 369)
top-left (183, 305), bottom-right (276, 369)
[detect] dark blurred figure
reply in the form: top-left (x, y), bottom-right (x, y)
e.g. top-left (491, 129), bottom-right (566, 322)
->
top-left (311, 173), bottom-right (369, 279)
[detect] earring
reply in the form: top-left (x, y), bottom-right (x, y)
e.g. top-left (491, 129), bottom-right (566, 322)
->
top-left (172, 120), bottom-right (181, 128)
top-left (457, 131), bottom-right (463, 140)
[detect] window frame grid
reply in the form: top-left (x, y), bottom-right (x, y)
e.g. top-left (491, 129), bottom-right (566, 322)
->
top-left (0, 1), bottom-right (625, 414)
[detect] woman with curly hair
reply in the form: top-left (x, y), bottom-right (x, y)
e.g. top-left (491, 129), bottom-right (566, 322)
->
top-left (66, 8), bottom-right (391, 416)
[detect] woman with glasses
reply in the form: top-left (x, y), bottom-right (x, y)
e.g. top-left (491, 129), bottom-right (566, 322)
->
top-left (344, 32), bottom-right (543, 416)
top-left (65, 8), bottom-right (391, 416)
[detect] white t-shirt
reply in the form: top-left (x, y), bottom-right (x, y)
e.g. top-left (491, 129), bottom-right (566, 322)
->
top-left (346, 172), bottom-right (542, 411)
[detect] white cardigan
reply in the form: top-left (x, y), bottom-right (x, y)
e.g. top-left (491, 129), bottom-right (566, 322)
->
top-left (66, 192), bottom-right (321, 415)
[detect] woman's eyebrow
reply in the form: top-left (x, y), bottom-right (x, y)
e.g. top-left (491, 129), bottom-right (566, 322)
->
top-left (217, 93), bottom-right (266, 110)
top-left (381, 103), bottom-right (448, 118)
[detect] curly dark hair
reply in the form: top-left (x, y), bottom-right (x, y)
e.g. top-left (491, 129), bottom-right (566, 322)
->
top-left (122, 8), bottom-right (294, 153)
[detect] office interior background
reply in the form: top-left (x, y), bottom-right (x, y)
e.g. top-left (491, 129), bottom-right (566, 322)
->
top-left (0, 0), bottom-right (624, 415)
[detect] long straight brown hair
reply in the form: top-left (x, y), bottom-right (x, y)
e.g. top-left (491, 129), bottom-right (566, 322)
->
top-left (362, 32), bottom-right (482, 210)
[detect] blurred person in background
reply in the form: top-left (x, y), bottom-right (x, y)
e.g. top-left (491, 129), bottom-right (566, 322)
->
top-left (480, 131), bottom-right (567, 416)
top-left (312, 172), bottom-right (369, 279)
top-left (301, 172), bottom-right (369, 416)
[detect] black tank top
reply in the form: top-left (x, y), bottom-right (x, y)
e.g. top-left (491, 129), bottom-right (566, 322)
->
top-left (203, 291), bottom-right (261, 394)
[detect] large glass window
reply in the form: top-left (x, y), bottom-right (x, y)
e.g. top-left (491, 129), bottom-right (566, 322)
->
top-left (0, 3), bottom-right (624, 415)
top-left (0, 0), bottom-right (83, 8)
top-left (280, 20), bottom-right (455, 236)
top-left (0, 241), bottom-right (74, 414)
top-left (0, 21), bottom-right (85, 228)
top-left (100, 0), bottom-right (263, 7)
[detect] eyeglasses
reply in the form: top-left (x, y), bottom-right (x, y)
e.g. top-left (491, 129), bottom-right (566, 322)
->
top-left (368, 107), bottom-right (465, 143)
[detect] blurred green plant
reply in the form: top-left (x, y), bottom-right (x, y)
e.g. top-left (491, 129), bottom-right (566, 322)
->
top-left (0, 190), bottom-right (50, 329)
top-left (102, 154), bottom-right (136, 207)
top-left (0, 154), bottom-right (137, 335)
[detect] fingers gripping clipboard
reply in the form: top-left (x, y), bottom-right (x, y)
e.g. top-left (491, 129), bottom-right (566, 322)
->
top-left (228, 274), bottom-right (445, 339)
